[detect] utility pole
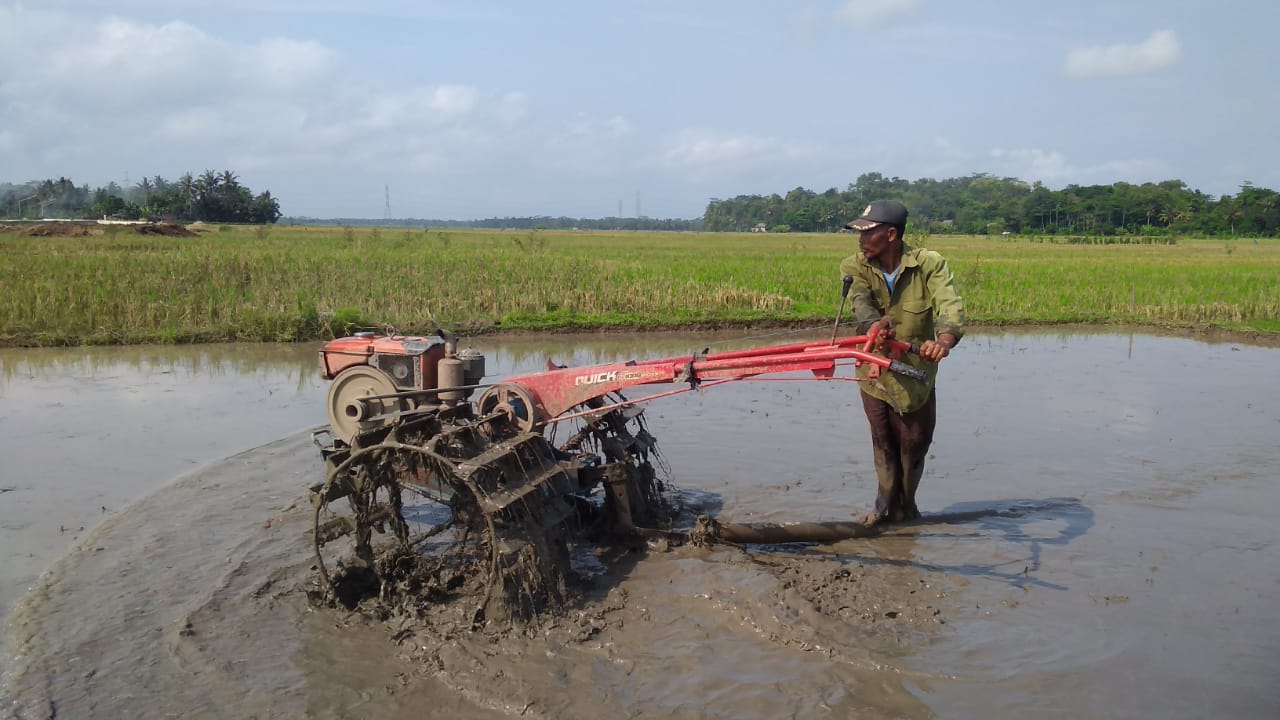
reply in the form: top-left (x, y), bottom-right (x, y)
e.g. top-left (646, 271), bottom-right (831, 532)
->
top-left (17, 194), bottom-right (38, 219)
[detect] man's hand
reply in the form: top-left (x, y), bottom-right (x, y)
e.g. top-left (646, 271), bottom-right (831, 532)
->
top-left (870, 317), bottom-right (895, 350)
top-left (919, 333), bottom-right (956, 363)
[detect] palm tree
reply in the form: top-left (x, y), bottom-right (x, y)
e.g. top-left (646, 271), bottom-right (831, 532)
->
top-left (196, 169), bottom-right (220, 199)
top-left (176, 173), bottom-right (196, 219)
top-left (134, 177), bottom-right (153, 206)
top-left (1257, 192), bottom-right (1279, 235)
top-left (1221, 200), bottom-right (1241, 235)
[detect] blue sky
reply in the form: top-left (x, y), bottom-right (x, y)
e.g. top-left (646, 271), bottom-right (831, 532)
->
top-left (1, 1), bottom-right (1276, 219)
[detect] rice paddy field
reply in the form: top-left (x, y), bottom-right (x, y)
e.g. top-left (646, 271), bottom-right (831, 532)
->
top-left (1, 224), bottom-right (1277, 346)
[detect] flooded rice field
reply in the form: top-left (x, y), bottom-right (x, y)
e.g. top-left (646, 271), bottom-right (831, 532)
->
top-left (1, 327), bottom-right (1278, 719)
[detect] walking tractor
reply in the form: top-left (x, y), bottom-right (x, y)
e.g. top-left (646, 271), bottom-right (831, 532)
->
top-left (309, 284), bottom-right (929, 623)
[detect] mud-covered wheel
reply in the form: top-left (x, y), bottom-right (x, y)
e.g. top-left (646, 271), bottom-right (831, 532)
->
top-left (310, 438), bottom-right (517, 620)
top-left (311, 402), bottom-right (589, 625)
top-left (311, 445), bottom-right (416, 604)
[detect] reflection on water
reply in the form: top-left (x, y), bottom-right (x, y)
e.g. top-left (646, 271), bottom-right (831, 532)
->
top-left (0, 343), bottom-right (333, 632)
top-left (0, 342), bottom-right (321, 389)
top-left (842, 498), bottom-right (1096, 595)
top-left (2, 327), bottom-right (1279, 719)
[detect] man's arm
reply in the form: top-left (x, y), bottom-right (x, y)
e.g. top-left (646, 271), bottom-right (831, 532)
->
top-left (927, 255), bottom-right (964, 341)
top-left (921, 252), bottom-right (965, 361)
top-left (839, 257), bottom-right (883, 333)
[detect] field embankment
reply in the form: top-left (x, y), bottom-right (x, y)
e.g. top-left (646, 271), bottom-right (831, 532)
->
top-left (1, 224), bottom-right (1277, 346)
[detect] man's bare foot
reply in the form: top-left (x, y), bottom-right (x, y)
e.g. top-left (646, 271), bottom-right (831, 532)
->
top-left (857, 510), bottom-right (884, 526)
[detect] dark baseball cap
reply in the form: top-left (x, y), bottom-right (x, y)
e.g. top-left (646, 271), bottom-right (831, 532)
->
top-left (845, 200), bottom-right (908, 231)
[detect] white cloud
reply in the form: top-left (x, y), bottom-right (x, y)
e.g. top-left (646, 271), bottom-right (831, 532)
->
top-left (365, 86), bottom-right (479, 131)
top-left (429, 85), bottom-right (480, 116)
top-left (661, 130), bottom-right (821, 180)
top-left (835, 0), bottom-right (922, 29)
top-left (890, 139), bottom-right (1167, 190)
top-left (1064, 29), bottom-right (1182, 79)
top-left (244, 37), bottom-right (337, 89)
top-left (3, 13), bottom-right (332, 106)
top-left (0, 7), bottom-right (521, 184)
top-left (604, 116), bottom-right (633, 138)
top-left (987, 147), bottom-right (1165, 187)
top-left (989, 147), bottom-right (1072, 181)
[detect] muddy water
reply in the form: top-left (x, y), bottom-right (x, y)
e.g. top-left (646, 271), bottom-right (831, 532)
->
top-left (2, 328), bottom-right (1278, 719)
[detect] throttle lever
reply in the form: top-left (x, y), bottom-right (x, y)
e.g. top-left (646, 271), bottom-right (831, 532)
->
top-left (829, 275), bottom-right (854, 346)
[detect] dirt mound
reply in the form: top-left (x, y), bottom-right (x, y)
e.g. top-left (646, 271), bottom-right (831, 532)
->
top-left (134, 223), bottom-right (197, 237)
top-left (18, 223), bottom-right (100, 237)
top-left (6, 222), bottom-right (195, 238)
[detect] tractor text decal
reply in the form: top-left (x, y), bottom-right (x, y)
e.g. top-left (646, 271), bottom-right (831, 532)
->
top-left (574, 370), bottom-right (618, 386)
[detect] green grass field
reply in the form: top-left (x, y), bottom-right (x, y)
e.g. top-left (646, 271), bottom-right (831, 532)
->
top-left (2, 224), bottom-right (1277, 346)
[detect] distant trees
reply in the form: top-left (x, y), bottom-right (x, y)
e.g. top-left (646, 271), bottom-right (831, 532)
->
top-left (0, 170), bottom-right (281, 224)
top-left (703, 173), bottom-right (1280, 236)
top-left (0, 177), bottom-right (97, 219)
top-left (5, 169), bottom-right (1275, 236)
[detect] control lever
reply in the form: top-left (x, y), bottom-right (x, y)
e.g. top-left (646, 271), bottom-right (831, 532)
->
top-left (829, 275), bottom-right (854, 345)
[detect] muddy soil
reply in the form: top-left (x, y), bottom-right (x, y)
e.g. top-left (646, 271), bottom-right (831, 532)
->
top-left (2, 328), bottom-right (1279, 719)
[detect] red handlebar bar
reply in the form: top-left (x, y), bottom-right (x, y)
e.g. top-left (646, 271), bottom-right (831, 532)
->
top-left (500, 333), bottom-right (927, 426)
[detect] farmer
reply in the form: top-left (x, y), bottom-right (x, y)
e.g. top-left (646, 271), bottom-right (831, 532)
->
top-left (840, 200), bottom-right (965, 526)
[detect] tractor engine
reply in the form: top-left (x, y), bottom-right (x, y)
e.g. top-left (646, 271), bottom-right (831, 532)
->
top-left (319, 330), bottom-right (486, 444)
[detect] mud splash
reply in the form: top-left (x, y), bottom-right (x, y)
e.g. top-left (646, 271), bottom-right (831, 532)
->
top-left (2, 429), bottom-right (957, 719)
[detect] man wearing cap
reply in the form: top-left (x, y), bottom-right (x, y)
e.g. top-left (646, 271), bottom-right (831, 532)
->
top-left (840, 200), bottom-right (964, 526)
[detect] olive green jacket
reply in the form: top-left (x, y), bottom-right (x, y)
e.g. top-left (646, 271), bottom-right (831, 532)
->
top-left (839, 242), bottom-right (965, 413)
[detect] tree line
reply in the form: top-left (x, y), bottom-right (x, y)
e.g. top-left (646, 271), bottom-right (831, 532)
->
top-left (7, 169), bottom-right (1277, 236)
top-left (0, 170), bottom-right (282, 224)
top-left (704, 173), bottom-right (1280, 236)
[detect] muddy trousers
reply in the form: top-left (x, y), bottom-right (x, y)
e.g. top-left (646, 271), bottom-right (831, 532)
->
top-left (861, 389), bottom-right (936, 522)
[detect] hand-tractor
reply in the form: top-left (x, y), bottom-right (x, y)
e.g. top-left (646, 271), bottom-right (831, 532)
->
top-left (309, 290), bottom-right (929, 622)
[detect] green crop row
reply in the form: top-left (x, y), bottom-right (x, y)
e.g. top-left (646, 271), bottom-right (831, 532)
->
top-left (1, 225), bottom-right (1277, 346)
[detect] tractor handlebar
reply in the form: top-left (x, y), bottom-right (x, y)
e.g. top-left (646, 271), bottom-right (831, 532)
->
top-left (497, 331), bottom-right (936, 425)
top-left (887, 359), bottom-right (928, 381)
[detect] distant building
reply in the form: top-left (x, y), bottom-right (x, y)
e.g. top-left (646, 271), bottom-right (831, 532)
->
top-left (751, 223), bottom-right (767, 233)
